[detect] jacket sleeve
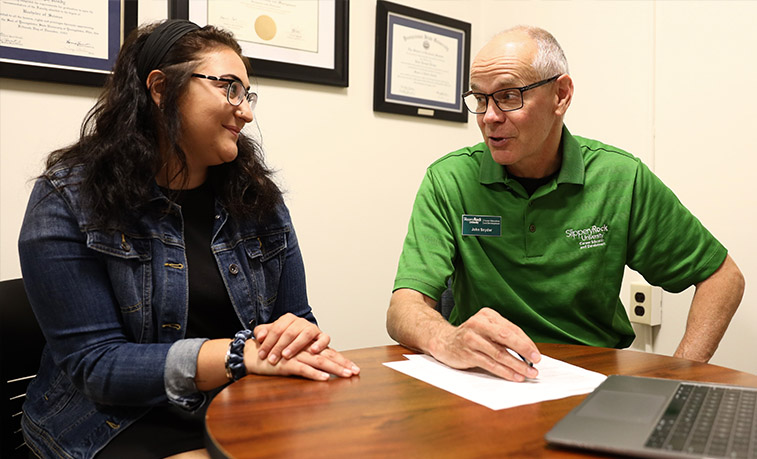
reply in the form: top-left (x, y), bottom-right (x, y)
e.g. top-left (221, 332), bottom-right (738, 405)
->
top-left (19, 178), bottom-right (174, 407)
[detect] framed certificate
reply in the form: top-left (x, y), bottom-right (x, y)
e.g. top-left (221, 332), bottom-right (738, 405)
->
top-left (373, 1), bottom-right (470, 123)
top-left (0, 0), bottom-right (138, 87)
top-left (171, 0), bottom-right (349, 87)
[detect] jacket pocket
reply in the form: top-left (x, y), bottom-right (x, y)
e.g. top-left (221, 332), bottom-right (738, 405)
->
top-left (243, 229), bottom-right (288, 309)
top-left (86, 231), bottom-right (152, 342)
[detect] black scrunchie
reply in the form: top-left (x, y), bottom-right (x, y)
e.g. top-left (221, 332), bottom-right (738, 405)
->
top-left (137, 19), bottom-right (200, 84)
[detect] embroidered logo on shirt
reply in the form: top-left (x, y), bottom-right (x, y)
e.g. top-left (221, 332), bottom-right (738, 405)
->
top-left (565, 224), bottom-right (608, 249)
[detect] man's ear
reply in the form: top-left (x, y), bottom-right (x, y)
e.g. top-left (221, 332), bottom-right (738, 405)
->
top-left (146, 69), bottom-right (166, 108)
top-left (554, 74), bottom-right (574, 116)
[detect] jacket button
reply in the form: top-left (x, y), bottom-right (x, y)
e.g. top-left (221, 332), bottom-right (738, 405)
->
top-left (529, 224), bottom-right (536, 233)
top-left (229, 264), bottom-right (239, 275)
top-left (121, 241), bottom-right (131, 251)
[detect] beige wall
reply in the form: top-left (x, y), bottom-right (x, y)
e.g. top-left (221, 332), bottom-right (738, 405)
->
top-left (1, 1), bottom-right (754, 372)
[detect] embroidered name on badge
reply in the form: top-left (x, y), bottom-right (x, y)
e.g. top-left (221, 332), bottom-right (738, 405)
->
top-left (462, 215), bottom-right (502, 237)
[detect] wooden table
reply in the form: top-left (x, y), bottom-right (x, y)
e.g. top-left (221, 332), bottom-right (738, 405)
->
top-left (204, 344), bottom-right (757, 458)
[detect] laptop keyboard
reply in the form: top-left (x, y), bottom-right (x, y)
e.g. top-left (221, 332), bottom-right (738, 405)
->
top-left (645, 383), bottom-right (757, 458)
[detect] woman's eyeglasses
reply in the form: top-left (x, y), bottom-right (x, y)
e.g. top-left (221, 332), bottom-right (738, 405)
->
top-left (191, 73), bottom-right (257, 108)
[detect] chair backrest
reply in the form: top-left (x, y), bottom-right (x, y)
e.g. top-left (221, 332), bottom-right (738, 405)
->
top-left (0, 278), bottom-right (45, 458)
top-left (437, 277), bottom-right (454, 320)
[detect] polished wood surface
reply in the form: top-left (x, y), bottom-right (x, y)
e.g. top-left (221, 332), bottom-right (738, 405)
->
top-left (205, 344), bottom-right (757, 458)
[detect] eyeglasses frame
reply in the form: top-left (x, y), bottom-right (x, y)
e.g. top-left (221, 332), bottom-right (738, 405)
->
top-left (462, 74), bottom-right (561, 114)
top-left (190, 73), bottom-right (257, 107)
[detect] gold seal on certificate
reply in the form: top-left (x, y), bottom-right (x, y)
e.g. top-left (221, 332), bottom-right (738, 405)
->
top-left (181, 0), bottom-right (348, 87)
top-left (209, 0), bottom-right (318, 52)
top-left (254, 15), bottom-right (277, 41)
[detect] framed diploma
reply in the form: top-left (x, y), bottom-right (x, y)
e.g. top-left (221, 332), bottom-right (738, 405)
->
top-left (373, 1), bottom-right (470, 123)
top-left (171, 0), bottom-right (349, 87)
top-left (0, 0), bottom-right (138, 87)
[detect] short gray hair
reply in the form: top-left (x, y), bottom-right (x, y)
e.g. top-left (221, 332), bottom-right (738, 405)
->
top-left (499, 25), bottom-right (569, 78)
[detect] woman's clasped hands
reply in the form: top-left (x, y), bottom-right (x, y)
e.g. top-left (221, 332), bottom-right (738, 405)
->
top-left (247, 313), bottom-right (360, 381)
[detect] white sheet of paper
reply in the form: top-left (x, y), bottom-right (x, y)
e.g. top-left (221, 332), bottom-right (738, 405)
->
top-left (383, 353), bottom-right (607, 410)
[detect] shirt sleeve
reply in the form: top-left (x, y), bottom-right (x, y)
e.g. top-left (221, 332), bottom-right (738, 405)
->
top-left (626, 161), bottom-right (727, 292)
top-left (393, 168), bottom-right (457, 301)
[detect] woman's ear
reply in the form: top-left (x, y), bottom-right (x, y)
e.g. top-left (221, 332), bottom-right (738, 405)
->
top-left (146, 70), bottom-right (166, 108)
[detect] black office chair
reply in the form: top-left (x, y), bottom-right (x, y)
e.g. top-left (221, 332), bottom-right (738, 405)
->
top-left (1, 278), bottom-right (45, 458)
top-left (437, 277), bottom-right (454, 320)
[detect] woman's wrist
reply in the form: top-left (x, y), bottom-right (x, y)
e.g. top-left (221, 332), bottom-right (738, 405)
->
top-left (225, 329), bottom-right (253, 381)
top-left (195, 339), bottom-right (233, 391)
top-left (243, 338), bottom-right (263, 375)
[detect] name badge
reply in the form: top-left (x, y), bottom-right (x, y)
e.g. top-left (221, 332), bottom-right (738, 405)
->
top-left (461, 214), bottom-right (501, 237)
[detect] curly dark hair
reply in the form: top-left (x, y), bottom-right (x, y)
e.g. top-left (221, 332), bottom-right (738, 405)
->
top-left (45, 22), bottom-right (281, 228)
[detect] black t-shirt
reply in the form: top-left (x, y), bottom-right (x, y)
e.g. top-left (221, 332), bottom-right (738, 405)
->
top-left (99, 183), bottom-right (240, 458)
top-left (510, 172), bottom-right (557, 197)
top-left (168, 182), bottom-right (239, 339)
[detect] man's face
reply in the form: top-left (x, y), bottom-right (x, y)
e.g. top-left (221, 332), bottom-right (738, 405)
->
top-left (470, 32), bottom-right (564, 178)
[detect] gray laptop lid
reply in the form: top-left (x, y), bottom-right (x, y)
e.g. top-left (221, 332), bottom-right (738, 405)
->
top-left (545, 374), bottom-right (757, 458)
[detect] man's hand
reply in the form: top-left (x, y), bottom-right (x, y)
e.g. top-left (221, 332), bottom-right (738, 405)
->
top-left (430, 307), bottom-right (541, 381)
top-left (387, 288), bottom-right (540, 382)
top-left (254, 313), bottom-right (330, 364)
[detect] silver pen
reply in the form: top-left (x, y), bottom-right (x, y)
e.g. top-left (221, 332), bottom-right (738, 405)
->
top-left (516, 352), bottom-right (534, 367)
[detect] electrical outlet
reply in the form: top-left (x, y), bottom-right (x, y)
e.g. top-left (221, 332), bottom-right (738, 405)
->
top-left (629, 282), bottom-right (662, 326)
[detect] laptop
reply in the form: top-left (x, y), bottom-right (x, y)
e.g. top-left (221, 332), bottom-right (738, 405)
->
top-left (545, 374), bottom-right (757, 458)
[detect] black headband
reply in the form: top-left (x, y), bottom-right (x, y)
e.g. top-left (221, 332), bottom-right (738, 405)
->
top-left (137, 19), bottom-right (200, 84)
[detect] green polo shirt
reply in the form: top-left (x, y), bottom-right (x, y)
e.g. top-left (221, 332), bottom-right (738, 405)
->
top-left (393, 126), bottom-right (727, 348)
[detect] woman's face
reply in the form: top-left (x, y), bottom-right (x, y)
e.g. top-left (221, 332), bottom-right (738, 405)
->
top-left (176, 46), bottom-right (253, 186)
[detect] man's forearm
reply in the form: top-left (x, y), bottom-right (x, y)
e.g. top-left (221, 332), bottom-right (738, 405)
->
top-left (387, 288), bottom-right (451, 355)
top-left (674, 254), bottom-right (745, 362)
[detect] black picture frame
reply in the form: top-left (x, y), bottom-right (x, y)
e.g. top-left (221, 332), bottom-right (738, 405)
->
top-left (373, 1), bottom-right (471, 123)
top-left (0, 1), bottom-right (138, 87)
top-left (170, 0), bottom-right (349, 87)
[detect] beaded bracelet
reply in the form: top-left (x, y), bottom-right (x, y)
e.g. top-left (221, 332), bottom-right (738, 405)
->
top-left (225, 329), bottom-right (253, 382)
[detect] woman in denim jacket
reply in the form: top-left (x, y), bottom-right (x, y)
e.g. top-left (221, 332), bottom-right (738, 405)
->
top-left (18, 20), bottom-right (359, 459)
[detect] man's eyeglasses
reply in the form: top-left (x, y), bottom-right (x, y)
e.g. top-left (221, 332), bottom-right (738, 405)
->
top-left (462, 75), bottom-right (561, 114)
top-left (191, 73), bottom-right (258, 108)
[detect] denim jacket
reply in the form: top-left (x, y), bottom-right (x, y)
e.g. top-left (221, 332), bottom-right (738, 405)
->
top-left (18, 165), bottom-right (316, 458)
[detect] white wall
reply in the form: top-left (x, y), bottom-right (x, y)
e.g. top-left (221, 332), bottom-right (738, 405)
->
top-left (652, 1), bottom-right (757, 372)
top-left (255, 0), bottom-right (484, 350)
top-left (1, 1), bottom-right (754, 373)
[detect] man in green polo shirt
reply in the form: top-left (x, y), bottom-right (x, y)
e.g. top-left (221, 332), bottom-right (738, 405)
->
top-left (387, 26), bottom-right (744, 382)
